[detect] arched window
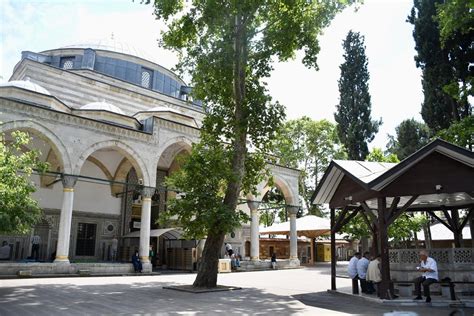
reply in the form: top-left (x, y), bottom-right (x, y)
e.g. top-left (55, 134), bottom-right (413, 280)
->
top-left (141, 68), bottom-right (153, 88)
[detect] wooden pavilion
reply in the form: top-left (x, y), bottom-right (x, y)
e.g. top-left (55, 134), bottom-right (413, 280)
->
top-left (311, 139), bottom-right (474, 299)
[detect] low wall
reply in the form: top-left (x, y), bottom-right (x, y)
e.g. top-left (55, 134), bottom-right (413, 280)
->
top-left (0, 262), bottom-right (152, 277)
top-left (389, 248), bottom-right (474, 294)
top-left (237, 259), bottom-right (300, 271)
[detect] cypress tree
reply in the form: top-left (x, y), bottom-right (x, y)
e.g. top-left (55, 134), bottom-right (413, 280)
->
top-left (335, 31), bottom-right (380, 160)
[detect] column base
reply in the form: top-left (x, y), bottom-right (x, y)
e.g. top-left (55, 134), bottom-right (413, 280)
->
top-left (142, 262), bottom-right (152, 273)
top-left (53, 256), bottom-right (70, 264)
top-left (250, 256), bottom-right (260, 262)
top-left (289, 258), bottom-right (300, 267)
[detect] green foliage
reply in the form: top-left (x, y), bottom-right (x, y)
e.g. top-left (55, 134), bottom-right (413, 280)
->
top-left (437, 115), bottom-right (474, 150)
top-left (365, 148), bottom-right (399, 163)
top-left (148, 0), bottom-right (357, 287)
top-left (273, 117), bottom-right (346, 214)
top-left (389, 213), bottom-right (429, 245)
top-left (386, 118), bottom-right (431, 160)
top-left (408, 0), bottom-right (472, 132)
top-left (259, 187), bottom-right (286, 227)
top-left (0, 130), bottom-right (48, 234)
top-left (436, 0), bottom-right (474, 43)
top-left (335, 30), bottom-right (381, 160)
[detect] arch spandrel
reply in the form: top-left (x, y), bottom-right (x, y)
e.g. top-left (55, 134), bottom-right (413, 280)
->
top-left (0, 120), bottom-right (72, 174)
top-left (74, 140), bottom-right (151, 187)
top-left (155, 136), bottom-right (193, 170)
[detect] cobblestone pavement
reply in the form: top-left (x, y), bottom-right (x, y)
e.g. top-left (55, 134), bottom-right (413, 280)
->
top-left (0, 264), bottom-right (472, 315)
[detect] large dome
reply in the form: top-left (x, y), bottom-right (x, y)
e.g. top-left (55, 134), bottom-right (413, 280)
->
top-left (80, 101), bottom-right (124, 115)
top-left (0, 78), bottom-right (51, 95)
top-left (60, 38), bottom-right (153, 63)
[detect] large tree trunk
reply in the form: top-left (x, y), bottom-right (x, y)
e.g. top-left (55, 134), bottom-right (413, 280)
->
top-left (193, 231), bottom-right (225, 288)
top-left (193, 7), bottom-right (248, 288)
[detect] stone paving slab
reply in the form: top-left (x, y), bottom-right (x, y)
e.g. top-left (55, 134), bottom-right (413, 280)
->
top-left (0, 265), bottom-right (472, 315)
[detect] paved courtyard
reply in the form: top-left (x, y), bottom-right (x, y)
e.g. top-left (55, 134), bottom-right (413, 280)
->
top-left (0, 264), bottom-right (472, 315)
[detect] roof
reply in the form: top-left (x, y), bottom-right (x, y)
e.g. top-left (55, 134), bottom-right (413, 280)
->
top-left (312, 139), bottom-right (474, 209)
top-left (60, 38), bottom-right (154, 63)
top-left (416, 223), bottom-right (471, 241)
top-left (0, 78), bottom-right (51, 95)
top-left (123, 228), bottom-right (183, 239)
top-left (260, 215), bottom-right (332, 239)
top-left (80, 101), bottom-right (125, 115)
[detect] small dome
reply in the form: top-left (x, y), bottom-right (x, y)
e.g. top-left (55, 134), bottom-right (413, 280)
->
top-left (0, 78), bottom-right (51, 95)
top-left (80, 101), bottom-right (124, 115)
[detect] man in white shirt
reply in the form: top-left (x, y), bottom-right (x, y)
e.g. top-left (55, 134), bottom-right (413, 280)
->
top-left (347, 252), bottom-right (361, 293)
top-left (357, 252), bottom-right (372, 294)
top-left (413, 250), bottom-right (438, 303)
top-left (366, 254), bottom-right (382, 296)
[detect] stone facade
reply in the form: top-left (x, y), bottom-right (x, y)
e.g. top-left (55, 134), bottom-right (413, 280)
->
top-left (0, 42), bottom-right (300, 273)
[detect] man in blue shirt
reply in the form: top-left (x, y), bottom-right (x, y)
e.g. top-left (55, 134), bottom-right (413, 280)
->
top-left (357, 251), bottom-right (373, 294)
top-left (414, 250), bottom-right (438, 303)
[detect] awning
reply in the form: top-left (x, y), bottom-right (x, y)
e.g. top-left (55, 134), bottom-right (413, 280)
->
top-left (260, 215), bottom-right (333, 239)
top-left (123, 228), bottom-right (183, 239)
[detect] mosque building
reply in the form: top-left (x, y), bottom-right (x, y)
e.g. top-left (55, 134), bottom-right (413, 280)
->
top-left (0, 39), bottom-right (300, 274)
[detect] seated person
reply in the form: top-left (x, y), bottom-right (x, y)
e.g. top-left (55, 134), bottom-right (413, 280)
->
top-left (131, 250), bottom-right (143, 273)
top-left (413, 250), bottom-right (438, 303)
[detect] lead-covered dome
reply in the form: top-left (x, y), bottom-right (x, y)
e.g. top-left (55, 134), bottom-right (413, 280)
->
top-left (0, 78), bottom-right (51, 95)
top-left (80, 101), bottom-right (124, 115)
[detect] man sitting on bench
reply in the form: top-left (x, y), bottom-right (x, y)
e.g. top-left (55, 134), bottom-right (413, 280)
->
top-left (414, 250), bottom-right (438, 303)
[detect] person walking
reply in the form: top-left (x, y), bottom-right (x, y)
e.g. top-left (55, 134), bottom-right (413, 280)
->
top-left (31, 234), bottom-right (41, 261)
top-left (413, 250), bottom-right (438, 303)
top-left (271, 253), bottom-right (277, 270)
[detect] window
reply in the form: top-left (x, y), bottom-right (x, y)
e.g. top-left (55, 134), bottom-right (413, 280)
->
top-left (76, 223), bottom-right (97, 256)
top-left (141, 68), bottom-right (153, 88)
top-left (60, 57), bottom-right (75, 70)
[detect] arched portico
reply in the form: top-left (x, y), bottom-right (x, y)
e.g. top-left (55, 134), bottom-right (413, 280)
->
top-left (0, 120), bottom-right (72, 174)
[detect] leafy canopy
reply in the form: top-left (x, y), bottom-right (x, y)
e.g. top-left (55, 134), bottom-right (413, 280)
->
top-left (273, 117), bottom-right (346, 215)
top-left (0, 130), bottom-right (48, 234)
top-left (335, 30), bottom-right (381, 160)
top-left (386, 118), bottom-right (431, 161)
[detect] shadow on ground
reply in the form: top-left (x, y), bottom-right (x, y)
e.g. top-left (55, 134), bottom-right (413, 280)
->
top-left (294, 291), bottom-right (474, 316)
top-left (0, 281), bottom-right (305, 315)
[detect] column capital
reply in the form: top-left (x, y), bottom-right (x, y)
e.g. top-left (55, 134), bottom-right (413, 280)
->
top-left (141, 187), bottom-right (155, 199)
top-left (247, 200), bottom-right (259, 211)
top-left (61, 175), bottom-right (77, 189)
top-left (286, 205), bottom-right (299, 215)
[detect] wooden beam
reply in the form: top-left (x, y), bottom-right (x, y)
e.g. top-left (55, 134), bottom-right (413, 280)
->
top-left (361, 201), bottom-right (378, 222)
top-left (378, 197), bottom-right (391, 299)
top-left (338, 207), bottom-right (361, 230)
top-left (427, 211), bottom-right (454, 232)
top-left (441, 207), bottom-right (456, 229)
top-left (386, 197), bottom-right (401, 221)
top-left (332, 206), bottom-right (349, 233)
top-left (330, 208), bottom-right (336, 291)
top-left (460, 208), bottom-right (473, 230)
top-left (360, 211), bottom-right (376, 233)
top-left (387, 195), bottom-right (419, 226)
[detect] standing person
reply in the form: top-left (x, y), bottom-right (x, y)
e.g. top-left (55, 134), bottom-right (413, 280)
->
top-left (271, 253), bottom-right (277, 270)
top-left (357, 252), bottom-right (371, 294)
top-left (31, 234), bottom-right (41, 261)
top-left (347, 252), bottom-right (361, 293)
top-left (225, 243), bottom-right (233, 256)
top-left (366, 254), bottom-right (382, 296)
top-left (111, 236), bottom-right (118, 261)
top-left (413, 250), bottom-right (438, 303)
top-left (0, 241), bottom-right (11, 260)
top-left (131, 250), bottom-right (142, 273)
top-left (149, 245), bottom-right (155, 266)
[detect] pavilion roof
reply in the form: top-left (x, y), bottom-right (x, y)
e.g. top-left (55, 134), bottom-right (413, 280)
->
top-left (311, 139), bottom-right (474, 210)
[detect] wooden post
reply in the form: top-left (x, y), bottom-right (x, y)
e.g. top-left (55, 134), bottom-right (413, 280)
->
top-left (377, 197), bottom-right (391, 299)
top-left (311, 237), bottom-right (315, 265)
top-left (330, 207), bottom-right (336, 291)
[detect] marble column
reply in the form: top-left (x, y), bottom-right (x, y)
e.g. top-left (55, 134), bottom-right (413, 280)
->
top-left (287, 206), bottom-right (299, 262)
top-left (139, 187), bottom-right (154, 264)
top-left (247, 200), bottom-right (260, 261)
top-left (54, 175), bottom-right (77, 263)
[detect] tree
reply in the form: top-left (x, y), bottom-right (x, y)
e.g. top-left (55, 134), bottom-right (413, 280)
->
top-left (386, 118), bottom-right (431, 160)
top-left (273, 117), bottom-right (346, 216)
top-left (0, 130), bottom-right (48, 234)
top-left (335, 30), bottom-right (381, 160)
top-left (407, 0), bottom-right (471, 132)
top-left (437, 115), bottom-right (474, 150)
top-left (365, 148), bottom-right (399, 163)
top-left (149, 0), bottom-right (355, 288)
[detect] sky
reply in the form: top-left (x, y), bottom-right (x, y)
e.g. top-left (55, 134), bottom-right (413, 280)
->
top-left (0, 0), bottom-right (423, 150)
